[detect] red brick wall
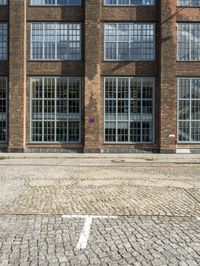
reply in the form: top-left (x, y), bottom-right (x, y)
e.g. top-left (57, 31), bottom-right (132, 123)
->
top-left (159, 0), bottom-right (177, 153)
top-left (84, 0), bottom-right (102, 152)
top-left (0, 1), bottom-right (199, 152)
top-left (8, 0), bottom-right (27, 152)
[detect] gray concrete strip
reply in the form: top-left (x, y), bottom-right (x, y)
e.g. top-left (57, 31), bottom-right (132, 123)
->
top-left (1, 152), bottom-right (200, 161)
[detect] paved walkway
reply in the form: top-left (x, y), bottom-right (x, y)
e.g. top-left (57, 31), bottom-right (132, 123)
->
top-left (1, 152), bottom-right (200, 161)
top-left (0, 156), bottom-right (200, 265)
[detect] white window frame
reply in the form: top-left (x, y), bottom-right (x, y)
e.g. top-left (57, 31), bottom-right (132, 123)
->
top-left (177, 23), bottom-right (200, 61)
top-left (30, 0), bottom-right (81, 6)
top-left (30, 22), bottom-right (82, 61)
top-left (104, 77), bottom-right (155, 144)
top-left (177, 0), bottom-right (200, 6)
top-left (104, 0), bottom-right (155, 6)
top-left (177, 77), bottom-right (200, 143)
top-left (104, 23), bottom-right (156, 62)
top-left (30, 77), bottom-right (82, 144)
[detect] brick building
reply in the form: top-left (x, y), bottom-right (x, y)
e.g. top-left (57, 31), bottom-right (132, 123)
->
top-left (0, 0), bottom-right (200, 153)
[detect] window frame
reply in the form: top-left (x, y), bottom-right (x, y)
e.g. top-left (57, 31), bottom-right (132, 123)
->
top-left (177, 23), bottom-right (200, 61)
top-left (30, 76), bottom-right (82, 144)
top-left (177, 0), bottom-right (200, 7)
top-left (104, 22), bottom-right (156, 62)
top-left (29, 0), bottom-right (81, 6)
top-left (0, 0), bottom-right (7, 5)
top-left (0, 23), bottom-right (8, 61)
top-left (0, 77), bottom-right (7, 143)
top-left (104, 77), bottom-right (155, 144)
top-left (177, 77), bottom-right (200, 143)
top-left (30, 22), bottom-right (82, 61)
top-left (104, 0), bottom-right (155, 6)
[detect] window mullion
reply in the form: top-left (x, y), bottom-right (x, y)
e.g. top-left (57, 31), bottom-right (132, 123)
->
top-left (30, 79), bottom-right (32, 142)
top-left (67, 77), bottom-right (69, 142)
top-left (55, 23), bottom-right (57, 60)
top-left (190, 78), bottom-right (192, 142)
top-left (116, 78), bottom-right (118, 142)
top-left (43, 23), bottom-right (45, 60)
top-left (55, 78), bottom-right (57, 142)
top-left (141, 78), bottom-right (143, 143)
top-left (5, 78), bottom-right (7, 142)
top-left (30, 23), bottom-right (32, 60)
top-left (128, 24), bottom-right (130, 61)
top-left (67, 24), bottom-right (69, 60)
top-left (42, 78), bottom-right (44, 142)
top-left (128, 78), bottom-right (131, 143)
top-left (79, 78), bottom-right (81, 143)
top-left (189, 24), bottom-right (192, 61)
top-left (141, 24), bottom-right (143, 61)
top-left (116, 24), bottom-right (119, 60)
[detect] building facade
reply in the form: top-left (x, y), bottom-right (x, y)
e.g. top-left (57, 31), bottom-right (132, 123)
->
top-left (0, 0), bottom-right (200, 153)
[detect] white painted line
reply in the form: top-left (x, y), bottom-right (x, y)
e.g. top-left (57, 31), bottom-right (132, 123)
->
top-left (76, 216), bottom-right (93, 250)
top-left (62, 214), bottom-right (117, 219)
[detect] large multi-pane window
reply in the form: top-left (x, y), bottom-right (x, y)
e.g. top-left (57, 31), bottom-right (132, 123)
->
top-left (30, 23), bottom-right (81, 60)
top-left (0, 78), bottom-right (7, 143)
top-left (177, 23), bottom-right (200, 61)
top-left (178, 0), bottom-right (200, 6)
top-left (104, 77), bottom-right (154, 143)
top-left (0, 0), bottom-right (7, 5)
top-left (178, 78), bottom-right (200, 142)
top-left (104, 23), bottom-right (155, 61)
top-left (30, 77), bottom-right (81, 143)
top-left (0, 23), bottom-right (7, 60)
top-left (105, 0), bottom-right (154, 5)
top-left (30, 0), bottom-right (81, 5)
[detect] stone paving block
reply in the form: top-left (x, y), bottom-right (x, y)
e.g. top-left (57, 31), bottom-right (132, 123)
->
top-left (0, 160), bottom-right (200, 265)
top-left (0, 215), bottom-right (199, 265)
top-left (0, 183), bottom-right (200, 217)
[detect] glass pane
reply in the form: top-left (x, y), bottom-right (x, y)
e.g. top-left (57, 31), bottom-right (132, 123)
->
top-left (0, 77), bottom-right (7, 142)
top-left (179, 121), bottom-right (190, 142)
top-left (31, 23), bottom-right (81, 60)
top-left (30, 77), bottom-right (81, 143)
top-left (178, 78), bottom-right (200, 143)
top-left (104, 77), bottom-right (154, 143)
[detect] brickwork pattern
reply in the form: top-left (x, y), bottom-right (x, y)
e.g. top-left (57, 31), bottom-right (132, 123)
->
top-left (0, 1), bottom-right (200, 151)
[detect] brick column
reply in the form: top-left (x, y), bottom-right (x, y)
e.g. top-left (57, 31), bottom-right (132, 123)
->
top-left (160, 0), bottom-right (177, 153)
top-left (84, 0), bottom-right (101, 152)
top-left (8, 0), bottom-right (27, 152)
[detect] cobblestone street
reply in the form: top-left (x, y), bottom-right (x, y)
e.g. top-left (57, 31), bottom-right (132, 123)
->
top-left (0, 154), bottom-right (200, 265)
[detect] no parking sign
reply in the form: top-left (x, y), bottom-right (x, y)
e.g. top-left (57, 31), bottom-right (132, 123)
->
top-left (89, 117), bottom-right (95, 125)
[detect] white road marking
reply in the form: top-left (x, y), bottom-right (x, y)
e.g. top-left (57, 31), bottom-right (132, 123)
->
top-left (76, 216), bottom-right (93, 250)
top-left (62, 215), bottom-right (118, 250)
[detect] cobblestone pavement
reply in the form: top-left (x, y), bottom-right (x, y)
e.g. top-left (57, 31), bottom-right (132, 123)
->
top-left (0, 215), bottom-right (200, 266)
top-left (0, 156), bottom-right (200, 265)
top-left (1, 183), bottom-right (200, 217)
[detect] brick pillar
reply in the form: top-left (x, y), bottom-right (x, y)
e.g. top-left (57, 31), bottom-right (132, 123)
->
top-left (160, 0), bottom-right (177, 153)
top-left (84, 0), bottom-right (101, 152)
top-left (8, 0), bottom-right (26, 152)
